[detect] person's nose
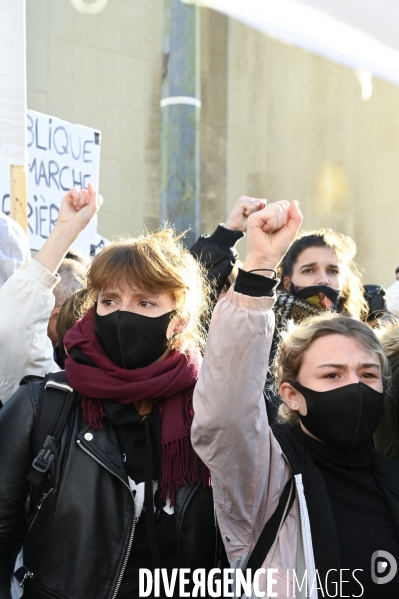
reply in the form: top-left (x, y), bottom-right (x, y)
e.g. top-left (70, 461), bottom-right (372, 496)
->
top-left (119, 299), bottom-right (134, 313)
top-left (346, 372), bottom-right (361, 385)
top-left (315, 269), bottom-right (329, 285)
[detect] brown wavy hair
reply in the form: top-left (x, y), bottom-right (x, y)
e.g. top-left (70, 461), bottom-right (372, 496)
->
top-left (83, 228), bottom-right (212, 354)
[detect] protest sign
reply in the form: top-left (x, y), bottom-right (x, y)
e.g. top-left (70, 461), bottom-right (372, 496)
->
top-left (0, 110), bottom-right (101, 254)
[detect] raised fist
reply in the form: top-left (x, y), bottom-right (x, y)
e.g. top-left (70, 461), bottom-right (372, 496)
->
top-left (243, 200), bottom-right (303, 274)
top-left (224, 196), bottom-right (267, 233)
top-left (57, 182), bottom-right (103, 233)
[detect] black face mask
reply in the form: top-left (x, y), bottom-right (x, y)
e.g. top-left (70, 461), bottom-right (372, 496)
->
top-left (94, 309), bottom-right (176, 370)
top-left (292, 381), bottom-right (384, 453)
top-left (290, 283), bottom-right (340, 311)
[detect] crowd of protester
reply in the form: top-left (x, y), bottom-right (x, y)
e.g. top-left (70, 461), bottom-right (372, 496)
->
top-left (0, 185), bottom-right (399, 599)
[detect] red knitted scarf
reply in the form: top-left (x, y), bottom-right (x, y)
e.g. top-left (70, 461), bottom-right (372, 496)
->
top-left (64, 311), bottom-right (210, 504)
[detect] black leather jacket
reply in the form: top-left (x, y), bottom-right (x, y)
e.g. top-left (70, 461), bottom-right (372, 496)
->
top-left (0, 381), bottom-right (218, 599)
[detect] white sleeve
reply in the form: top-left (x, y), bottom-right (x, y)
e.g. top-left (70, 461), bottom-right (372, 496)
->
top-left (0, 259), bottom-right (60, 405)
top-left (386, 281), bottom-right (399, 317)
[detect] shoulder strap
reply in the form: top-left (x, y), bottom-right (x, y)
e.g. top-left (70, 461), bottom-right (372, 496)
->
top-left (27, 371), bottom-right (76, 489)
top-left (246, 477), bottom-right (295, 579)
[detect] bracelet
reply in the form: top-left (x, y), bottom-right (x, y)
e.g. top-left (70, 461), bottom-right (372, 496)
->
top-left (248, 268), bottom-right (277, 279)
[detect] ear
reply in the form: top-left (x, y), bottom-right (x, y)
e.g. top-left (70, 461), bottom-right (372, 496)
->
top-left (47, 307), bottom-right (61, 346)
top-left (167, 314), bottom-right (189, 340)
top-left (279, 382), bottom-right (300, 411)
top-left (174, 316), bottom-right (189, 335)
top-left (283, 276), bottom-right (291, 293)
top-left (50, 307), bottom-right (61, 320)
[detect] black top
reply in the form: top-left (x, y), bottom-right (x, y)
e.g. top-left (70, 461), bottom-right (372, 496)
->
top-left (374, 351), bottom-right (399, 461)
top-left (103, 402), bottom-right (179, 599)
top-left (235, 268), bottom-right (278, 297)
top-left (297, 430), bottom-right (399, 597)
top-left (107, 271), bottom-right (279, 597)
top-left (190, 225), bottom-right (244, 298)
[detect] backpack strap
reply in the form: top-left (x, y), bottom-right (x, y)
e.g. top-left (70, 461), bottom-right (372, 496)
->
top-left (27, 371), bottom-right (77, 489)
top-left (246, 476), bottom-right (295, 579)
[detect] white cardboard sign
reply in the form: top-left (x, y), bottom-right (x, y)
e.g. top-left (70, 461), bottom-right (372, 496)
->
top-left (0, 110), bottom-right (101, 254)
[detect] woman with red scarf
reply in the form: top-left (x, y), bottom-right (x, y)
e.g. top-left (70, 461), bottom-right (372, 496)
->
top-left (0, 227), bottom-right (215, 599)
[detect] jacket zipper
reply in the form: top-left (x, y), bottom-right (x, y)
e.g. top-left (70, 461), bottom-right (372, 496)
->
top-left (296, 480), bottom-right (311, 597)
top-left (214, 509), bottom-right (219, 567)
top-left (27, 488), bottom-right (54, 535)
top-left (21, 488), bottom-right (56, 585)
top-left (20, 571), bottom-right (34, 587)
top-left (76, 439), bottom-right (136, 599)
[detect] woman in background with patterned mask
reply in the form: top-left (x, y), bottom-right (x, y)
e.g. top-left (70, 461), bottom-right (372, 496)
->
top-left (277, 229), bottom-right (368, 325)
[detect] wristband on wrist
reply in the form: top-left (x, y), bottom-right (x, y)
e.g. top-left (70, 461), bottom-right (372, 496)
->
top-left (248, 268), bottom-right (277, 279)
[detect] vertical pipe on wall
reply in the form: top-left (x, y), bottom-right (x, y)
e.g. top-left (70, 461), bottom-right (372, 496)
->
top-left (160, 0), bottom-right (200, 247)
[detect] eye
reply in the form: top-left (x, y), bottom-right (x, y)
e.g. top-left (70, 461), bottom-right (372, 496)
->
top-left (328, 268), bottom-right (340, 275)
top-left (139, 300), bottom-right (155, 308)
top-left (100, 298), bottom-right (116, 307)
top-left (302, 268), bottom-right (314, 274)
top-left (323, 372), bottom-right (340, 379)
top-left (361, 372), bottom-right (377, 379)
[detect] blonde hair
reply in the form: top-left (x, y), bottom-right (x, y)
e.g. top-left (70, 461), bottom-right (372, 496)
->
top-left (84, 228), bottom-right (212, 354)
top-left (274, 313), bottom-right (391, 425)
top-left (278, 228), bottom-right (368, 320)
top-left (376, 317), bottom-right (399, 358)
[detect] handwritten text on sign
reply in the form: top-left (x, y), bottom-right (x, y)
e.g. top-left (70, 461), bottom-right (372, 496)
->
top-left (1, 110), bottom-right (101, 253)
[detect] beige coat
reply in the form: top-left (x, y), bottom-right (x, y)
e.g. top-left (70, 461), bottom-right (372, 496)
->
top-left (192, 287), bottom-right (317, 599)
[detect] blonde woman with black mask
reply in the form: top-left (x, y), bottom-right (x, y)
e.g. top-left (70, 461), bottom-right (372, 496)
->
top-left (192, 201), bottom-right (399, 598)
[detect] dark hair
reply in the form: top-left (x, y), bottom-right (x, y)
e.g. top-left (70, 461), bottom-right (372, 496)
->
top-left (280, 235), bottom-right (326, 279)
top-left (395, 266), bottom-right (399, 274)
top-left (65, 249), bottom-right (87, 266)
top-left (278, 229), bottom-right (368, 320)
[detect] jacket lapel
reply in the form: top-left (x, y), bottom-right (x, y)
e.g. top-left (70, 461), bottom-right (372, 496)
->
top-left (77, 421), bottom-right (128, 483)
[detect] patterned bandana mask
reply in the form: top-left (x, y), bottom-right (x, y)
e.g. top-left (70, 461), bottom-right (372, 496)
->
top-left (290, 283), bottom-right (340, 311)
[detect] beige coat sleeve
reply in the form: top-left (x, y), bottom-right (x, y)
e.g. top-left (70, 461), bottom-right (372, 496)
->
top-left (0, 259), bottom-right (60, 405)
top-left (191, 286), bottom-right (291, 563)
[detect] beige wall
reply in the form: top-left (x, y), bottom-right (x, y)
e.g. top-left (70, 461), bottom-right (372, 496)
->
top-left (26, 1), bottom-right (230, 242)
top-left (200, 9), bottom-right (228, 232)
top-left (226, 19), bottom-right (399, 287)
top-left (26, 0), bottom-right (163, 240)
top-left (26, 3), bottom-right (399, 287)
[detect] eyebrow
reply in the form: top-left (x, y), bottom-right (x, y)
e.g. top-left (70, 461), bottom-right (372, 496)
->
top-left (99, 290), bottom-right (160, 299)
top-left (300, 262), bottom-right (340, 269)
top-left (316, 363), bottom-right (380, 370)
top-left (99, 291), bottom-right (121, 299)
